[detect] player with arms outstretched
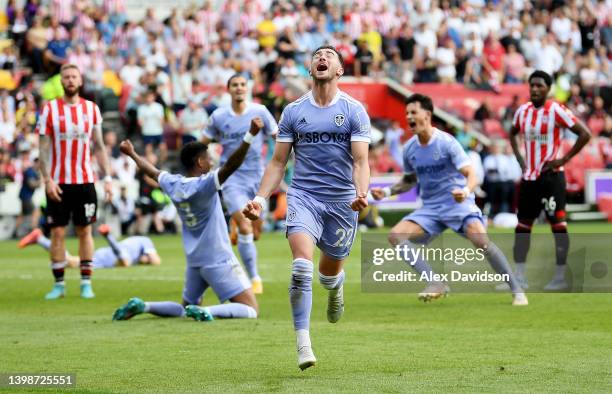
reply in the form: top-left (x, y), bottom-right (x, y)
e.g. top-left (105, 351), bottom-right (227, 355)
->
top-left (371, 94), bottom-right (528, 306)
top-left (202, 74), bottom-right (278, 294)
top-left (112, 118), bottom-right (263, 322)
top-left (509, 70), bottom-right (591, 290)
top-left (243, 46), bottom-right (370, 370)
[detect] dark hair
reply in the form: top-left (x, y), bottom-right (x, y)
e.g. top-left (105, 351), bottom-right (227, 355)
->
top-left (312, 45), bottom-right (344, 67)
top-left (528, 70), bottom-right (553, 87)
top-left (405, 93), bottom-right (434, 113)
top-left (226, 74), bottom-right (246, 88)
top-left (180, 142), bottom-right (208, 170)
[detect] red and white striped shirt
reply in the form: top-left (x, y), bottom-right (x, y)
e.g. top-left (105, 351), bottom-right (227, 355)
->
top-left (103, 0), bottom-right (126, 14)
top-left (51, 0), bottom-right (74, 24)
top-left (513, 100), bottom-right (577, 181)
top-left (37, 98), bottom-right (102, 185)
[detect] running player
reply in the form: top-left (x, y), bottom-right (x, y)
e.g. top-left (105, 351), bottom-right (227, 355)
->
top-left (243, 46), bottom-right (371, 370)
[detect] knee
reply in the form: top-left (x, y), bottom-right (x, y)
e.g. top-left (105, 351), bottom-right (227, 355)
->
top-left (51, 227), bottom-right (65, 239)
top-left (551, 221), bottom-right (567, 233)
top-left (515, 220), bottom-right (533, 233)
top-left (290, 258), bottom-right (313, 288)
top-left (75, 226), bottom-right (92, 238)
top-left (388, 230), bottom-right (406, 246)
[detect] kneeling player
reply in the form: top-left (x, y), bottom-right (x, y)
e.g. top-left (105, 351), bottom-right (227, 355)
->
top-left (19, 225), bottom-right (161, 268)
top-left (371, 94), bottom-right (527, 306)
top-left (112, 119), bottom-right (263, 322)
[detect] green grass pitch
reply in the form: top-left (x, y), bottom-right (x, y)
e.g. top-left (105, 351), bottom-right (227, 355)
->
top-left (2, 223), bottom-right (612, 393)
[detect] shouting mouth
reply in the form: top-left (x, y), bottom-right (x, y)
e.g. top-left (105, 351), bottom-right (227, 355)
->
top-left (316, 63), bottom-right (328, 72)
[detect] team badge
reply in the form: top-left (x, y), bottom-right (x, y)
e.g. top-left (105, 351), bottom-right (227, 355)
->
top-left (334, 114), bottom-right (345, 127)
top-left (288, 211), bottom-right (296, 221)
top-left (433, 148), bottom-right (441, 161)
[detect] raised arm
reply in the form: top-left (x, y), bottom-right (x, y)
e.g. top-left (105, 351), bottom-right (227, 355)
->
top-left (370, 173), bottom-right (418, 200)
top-left (242, 140), bottom-right (292, 220)
top-left (351, 141), bottom-right (370, 211)
top-left (218, 117), bottom-right (264, 184)
top-left (119, 140), bottom-right (161, 181)
top-left (92, 124), bottom-right (113, 201)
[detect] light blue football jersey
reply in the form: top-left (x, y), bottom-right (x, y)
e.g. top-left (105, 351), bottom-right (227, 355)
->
top-left (276, 90), bottom-right (370, 201)
top-left (92, 236), bottom-right (156, 268)
top-left (158, 170), bottom-right (234, 267)
top-left (403, 128), bottom-right (474, 207)
top-left (204, 103), bottom-right (278, 177)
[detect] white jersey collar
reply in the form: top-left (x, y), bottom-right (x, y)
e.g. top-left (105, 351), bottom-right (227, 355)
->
top-left (228, 102), bottom-right (253, 117)
top-left (308, 89), bottom-right (342, 108)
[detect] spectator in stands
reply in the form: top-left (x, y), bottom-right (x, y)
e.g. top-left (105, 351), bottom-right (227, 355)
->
top-left (178, 97), bottom-right (208, 145)
top-left (435, 38), bottom-right (457, 83)
top-left (114, 184), bottom-right (136, 235)
top-left (483, 140), bottom-right (514, 217)
top-left (503, 43), bottom-right (525, 83)
top-left (137, 89), bottom-right (166, 162)
top-left (44, 27), bottom-right (71, 75)
top-left (354, 39), bottom-right (374, 77)
top-left (0, 148), bottom-right (15, 192)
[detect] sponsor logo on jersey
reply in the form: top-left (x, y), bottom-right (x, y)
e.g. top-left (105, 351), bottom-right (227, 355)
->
top-left (416, 163), bottom-right (446, 175)
top-left (294, 132), bottom-right (350, 144)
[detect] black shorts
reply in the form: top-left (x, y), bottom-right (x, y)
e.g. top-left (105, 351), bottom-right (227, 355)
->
top-left (46, 183), bottom-right (98, 227)
top-left (517, 171), bottom-right (566, 224)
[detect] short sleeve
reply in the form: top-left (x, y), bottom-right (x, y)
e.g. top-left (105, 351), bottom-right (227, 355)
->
top-left (554, 103), bottom-right (577, 129)
top-left (350, 103), bottom-right (371, 143)
top-left (448, 137), bottom-right (471, 170)
top-left (142, 237), bottom-right (157, 254)
top-left (37, 103), bottom-right (52, 136)
top-left (276, 105), bottom-right (294, 143)
top-left (158, 170), bottom-right (220, 202)
top-left (203, 111), bottom-right (220, 140)
top-left (512, 107), bottom-right (521, 129)
top-left (93, 103), bottom-right (103, 126)
top-left (402, 144), bottom-right (415, 175)
top-left (262, 107), bottom-right (279, 136)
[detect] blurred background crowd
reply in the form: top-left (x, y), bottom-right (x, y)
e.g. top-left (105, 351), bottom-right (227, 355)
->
top-left (0, 0), bottom-right (610, 237)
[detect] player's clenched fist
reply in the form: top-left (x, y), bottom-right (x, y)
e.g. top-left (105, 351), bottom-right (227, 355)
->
top-left (119, 140), bottom-right (135, 156)
top-left (243, 200), bottom-right (262, 220)
top-left (249, 117), bottom-right (264, 135)
top-left (351, 192), bottom-right (368, 211)
top-left (451, 187), bottom-right (469, 203)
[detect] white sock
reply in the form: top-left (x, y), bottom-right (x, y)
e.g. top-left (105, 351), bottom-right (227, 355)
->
top-left (296, 329), bottom-right (311, 349)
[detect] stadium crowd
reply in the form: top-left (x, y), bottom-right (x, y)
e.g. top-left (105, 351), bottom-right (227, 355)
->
top-left (0, 0), bottom-right (611, 236)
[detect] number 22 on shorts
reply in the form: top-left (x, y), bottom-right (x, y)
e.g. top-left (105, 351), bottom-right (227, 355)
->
top-left (332, 227), bottom-right (354, 248)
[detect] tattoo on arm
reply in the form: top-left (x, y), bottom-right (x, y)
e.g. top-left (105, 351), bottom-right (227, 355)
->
top-left (390, 173), bottom-right (417, 195)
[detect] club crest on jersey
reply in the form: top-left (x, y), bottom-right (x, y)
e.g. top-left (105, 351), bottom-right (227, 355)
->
top-left (433, 148), bottom-right (441, 161)
top-left (288, 211), bottom-right (296, 221)
top-left (334, 114), bottom-right (345, 127)
top-left (541, 115), bottom-right (548, 123)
